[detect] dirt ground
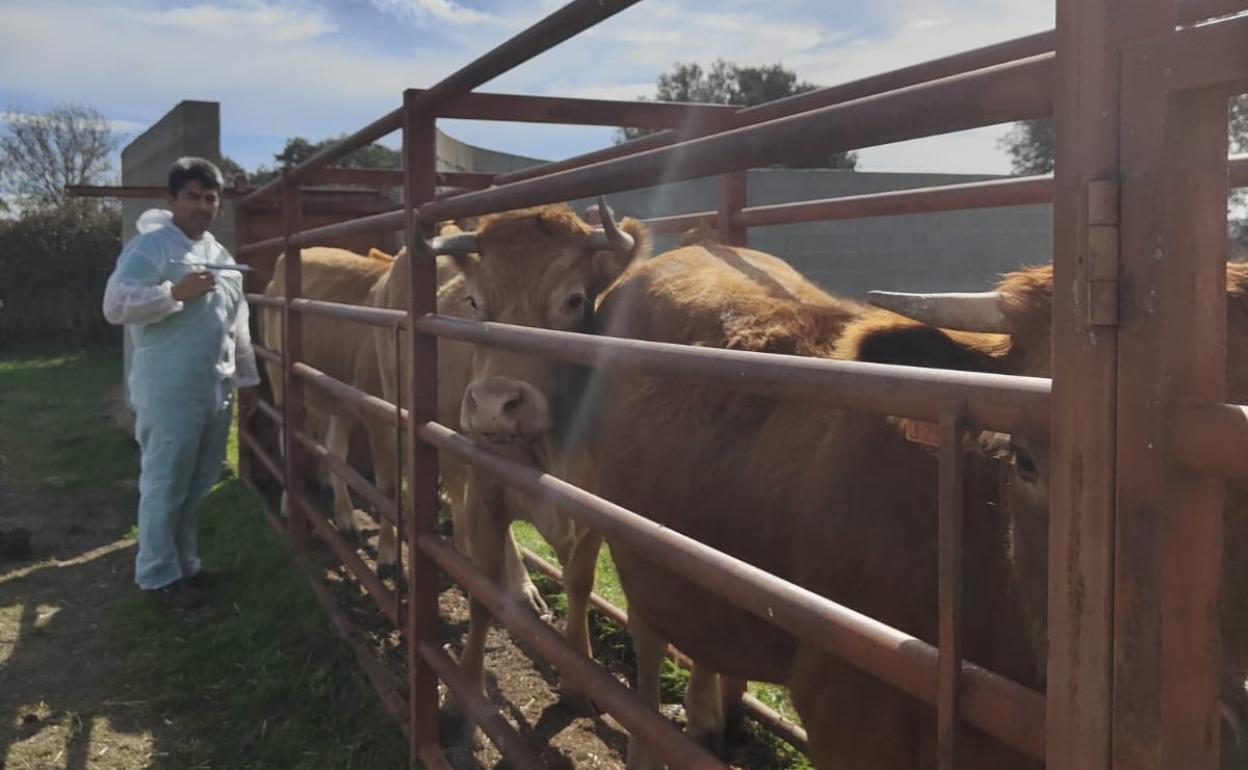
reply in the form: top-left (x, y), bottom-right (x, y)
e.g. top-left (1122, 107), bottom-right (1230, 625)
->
top-left (0, 461), bottom-right (160, 769)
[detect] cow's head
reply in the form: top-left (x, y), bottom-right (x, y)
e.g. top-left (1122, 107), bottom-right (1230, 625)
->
top-left (419, 200), bottom-right (649, 453)
top-left (839, 266), bottom-right (1055, 651)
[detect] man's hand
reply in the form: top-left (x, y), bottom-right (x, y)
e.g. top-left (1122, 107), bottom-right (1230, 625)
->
top-left (171, 271), bottom-right (215, 302)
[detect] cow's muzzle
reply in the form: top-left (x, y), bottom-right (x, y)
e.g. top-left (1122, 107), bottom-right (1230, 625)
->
top-left (461, 376), bottom-right (551, 445)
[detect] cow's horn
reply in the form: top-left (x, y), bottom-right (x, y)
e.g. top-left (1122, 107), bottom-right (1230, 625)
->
top-left (428, 231), bottom-right (479, 256)
top-left (866, 290), bottom-right (1010, 333)
top-left (588, 196), bottom-right (634, 254)
top-left (410, 211), bottom-right (478, 257)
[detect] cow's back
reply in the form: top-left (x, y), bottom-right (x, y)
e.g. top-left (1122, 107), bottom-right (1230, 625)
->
top-left (261, 247), bottom-right (392, 407)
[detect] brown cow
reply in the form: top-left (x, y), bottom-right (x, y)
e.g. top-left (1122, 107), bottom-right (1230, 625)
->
top-left (453, 226), bottom-right (1059, 768)
top-left (418, 202), bottom-right (650, 715)
top-left (857, 263), bottom-right (1248, 765)
top-left (259, 244), bottom-right (549, 615)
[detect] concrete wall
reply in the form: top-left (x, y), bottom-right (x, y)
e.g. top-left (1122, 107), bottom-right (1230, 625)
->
top-left (121, 101), bottom-right (236, 247)
top-left (570, 169), bottom-right (1053, 299)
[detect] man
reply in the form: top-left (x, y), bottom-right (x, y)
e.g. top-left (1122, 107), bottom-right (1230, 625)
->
top-left (103, 157), bottom-right (259, 610)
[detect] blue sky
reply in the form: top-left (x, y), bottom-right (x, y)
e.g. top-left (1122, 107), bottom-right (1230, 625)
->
top-left (0, 0), bottom-right (1054, 179)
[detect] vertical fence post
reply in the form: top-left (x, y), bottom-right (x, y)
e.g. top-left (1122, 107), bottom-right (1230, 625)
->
top-left (1046, 0), bottom-right (1126, 766)
top-left (936, 401), bottom-right (966, 770)
top-left (717, 171), bottom-right (748, 247)
top-left (233, 175), bottom-right (253, 484)
top-left (1119, 45), bottom-right (1230, 767)
top-left (402, 88), bottom-right (442, 762)
top-left (280, 168), bottom-right (309, 553)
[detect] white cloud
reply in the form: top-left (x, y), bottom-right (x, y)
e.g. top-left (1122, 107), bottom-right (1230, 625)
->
top-left (130, 2), bottom-right (336, 43)
top-left (368, 0), bottom-right (501, 25)
top-left (0, 0), bottom-right (443, 142)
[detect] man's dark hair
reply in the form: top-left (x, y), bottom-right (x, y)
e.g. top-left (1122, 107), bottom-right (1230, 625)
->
top-left (168, 156), bottom-right (224, 196)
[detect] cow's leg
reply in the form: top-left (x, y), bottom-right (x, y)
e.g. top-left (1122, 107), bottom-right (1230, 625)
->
top-left (324, 414), bottom-right (359, 538)
top-left (560, 529), bottom-right (603, 712)
top-left (626, 611), bottom-right (668, 770)
top-left (451, 477), bottom-right (508, 718)
top-left (501, 525), bottom-right (548, 617)
top-left (367, 421), bottom-right (401, 580)
top-left (450, 483), bottom-right (547, 616)
top-left (683, 666), bottom-right (727, 757)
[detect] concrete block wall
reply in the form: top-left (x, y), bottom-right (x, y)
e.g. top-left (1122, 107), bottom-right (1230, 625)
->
top-left (571, 169), bottom-right (1053, 299)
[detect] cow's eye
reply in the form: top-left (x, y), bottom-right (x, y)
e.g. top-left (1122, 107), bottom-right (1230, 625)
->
top-left (563, 292), bottom-right (586, 315)
top-left (1012, 444), bottom-right (1040, 483)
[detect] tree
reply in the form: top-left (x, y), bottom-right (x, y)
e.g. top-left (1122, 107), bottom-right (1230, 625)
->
top-left (0, 103), bottom-right (120, 209)
top-left (249, 135), bottom-right (402, 185)
top-left (1000, 94), bottom-right (1247, 177)
top-left (998, 119), bottom-right (1055, 176)
top-left (618, 60), bottom-right (857, 170)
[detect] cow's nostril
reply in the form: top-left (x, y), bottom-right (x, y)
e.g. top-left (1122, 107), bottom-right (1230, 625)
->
top-left (502, 393), bottom-right (523, 414)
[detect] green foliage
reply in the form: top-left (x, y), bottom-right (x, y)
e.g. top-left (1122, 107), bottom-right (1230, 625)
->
top-left (249, 135), bottom-right (402, 185)
top-left (617, 60), bottom-right (858, 170)
top-left (0, 205), bottom-right (122, 348)
top-left (997, 118), bottom-right (1055, 176)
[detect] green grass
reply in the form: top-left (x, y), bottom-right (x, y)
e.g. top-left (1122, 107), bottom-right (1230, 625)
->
top-left (2, 350), bottom-right (409, 769)
top-left (512, 515), bottom-right (810, 764)
top-left (0, 351), bottom-right (138, 496)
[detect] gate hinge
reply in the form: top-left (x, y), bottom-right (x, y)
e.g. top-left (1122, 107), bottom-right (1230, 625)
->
top-left (1085, 179), bottom-right (1120, 327)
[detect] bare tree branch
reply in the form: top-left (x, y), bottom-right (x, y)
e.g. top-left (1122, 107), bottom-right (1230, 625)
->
top-left (0, 103), bottom-right (120, 209)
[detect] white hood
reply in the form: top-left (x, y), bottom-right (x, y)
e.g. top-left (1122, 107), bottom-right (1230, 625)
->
top-left (136, 208), bottom-right (174, 235)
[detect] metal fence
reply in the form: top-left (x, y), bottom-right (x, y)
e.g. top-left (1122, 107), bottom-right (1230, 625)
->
top-left (230, 0), bottom-right (1248, 767)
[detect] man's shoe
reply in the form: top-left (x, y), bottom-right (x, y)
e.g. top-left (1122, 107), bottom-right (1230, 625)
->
top-left (183, 568), bottom-right (231, 591)
top-left (144, 580), bottom-right (207, 611)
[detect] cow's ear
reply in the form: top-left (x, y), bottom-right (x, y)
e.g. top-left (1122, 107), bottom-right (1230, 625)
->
top-left (590, 217), bottom-right (650, 296)
top-left (845, 317), bottom-right (1003, 374)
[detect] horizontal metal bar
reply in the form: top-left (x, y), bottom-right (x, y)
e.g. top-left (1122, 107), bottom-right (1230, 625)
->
top-left (292, 489), bottom-right (401, 626)
top-left (254, 398), bottom-right (284, 427)
top-left (494, 29), bottom-right (1057, 187)
top-left (422, 54), bottom-right (1055, 222)
top-left (641, 175), bottom-right (1055, 234)
top-left (416, 533), bottom-right (729, 770)
top-left (1232, 153), bottom-right (1247, 188)
top-left (253, 345), bottom-right (283, 367)
top-left (415, 314), bottom-right (1049, 434)
top-left (292, 429), bottom-right (398, 526)
top-left (416, 641), bottom-right (546, 770)
top-left (239, 428), bottom-right (285, 483)
top-left (639, 211), bottom-right (716, 234)
top-left (244, 476), bottom-right (414, 733)
top-left (432, 89), bottom-right (736, 129)
top-left (237, 236), bottom-right (286, 259)
top-left (418, 420), bottom-right (1046, 759)
top-left (1124, 12), bottom-right (1248, 94)
top-left (244, 108), bottom-right (404, 205)
top-left (247, 294), bottom-right (285, 310)
top-left (298, 552), bottom-right (410, 732)
top-left (290, 297), bottom-right (407, 329)
top-left (1179, 0), bottom-right (1248, 23)
top-left (300, 168), bottom-right (494, 190)
top-left (741, 175), bottom-right (1054, 227)
top-left (519, 547), bottom-right (810, 753)
top-left (1171, 402), bottom-right (1248, 478)
top-left (292, 362), bottom-right (401, 428)
top-left (65, 184), bottom-right (244, 199)
top-left (411, 0), bottom-right (642, 113)
top-left (287, 209), bottom-right (405, 249)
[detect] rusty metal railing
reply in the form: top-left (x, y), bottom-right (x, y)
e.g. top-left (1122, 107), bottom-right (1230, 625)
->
top-left (230, 0), bottom-right (1248, 768)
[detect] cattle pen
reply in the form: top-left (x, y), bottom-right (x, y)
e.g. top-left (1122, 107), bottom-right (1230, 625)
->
top-left (213, 0), bottom-right (1248, 767)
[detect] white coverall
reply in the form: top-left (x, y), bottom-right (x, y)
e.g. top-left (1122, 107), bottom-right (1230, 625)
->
top-left (103, 209), bottom-right (259, 590)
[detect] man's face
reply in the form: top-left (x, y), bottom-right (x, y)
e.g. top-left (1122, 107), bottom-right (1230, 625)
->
top-left (168, 180), bottom-right (221, 238)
